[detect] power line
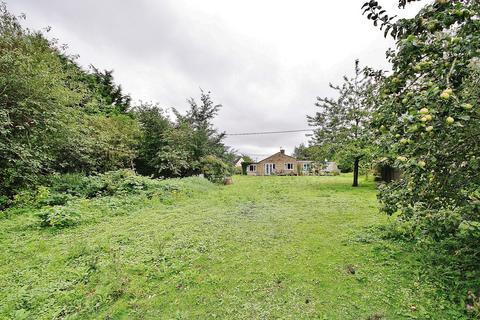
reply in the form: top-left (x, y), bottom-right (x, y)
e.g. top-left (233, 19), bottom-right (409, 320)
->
top-left (240, 153), bottom-right (273, 157)
top-left (225, 129), bottom-right (315, 136)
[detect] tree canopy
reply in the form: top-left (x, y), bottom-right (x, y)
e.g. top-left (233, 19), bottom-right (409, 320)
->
top-left (0, 5), bottom-right (233, 196)
top-left (308, 60), bottom-right (379, 186)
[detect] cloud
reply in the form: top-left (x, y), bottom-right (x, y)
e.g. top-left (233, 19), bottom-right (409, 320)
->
top-left (8, 0), bottom-right (426, 157)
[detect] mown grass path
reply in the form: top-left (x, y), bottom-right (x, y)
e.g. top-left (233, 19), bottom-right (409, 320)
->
top-left (0, 175), bottom-right (463, 319)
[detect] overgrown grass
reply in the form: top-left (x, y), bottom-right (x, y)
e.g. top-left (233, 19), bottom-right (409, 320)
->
top-left (0, 174), bottom-right (469, 319)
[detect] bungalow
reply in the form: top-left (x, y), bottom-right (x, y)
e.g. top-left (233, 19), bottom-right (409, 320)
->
top-left (246, 149), bottom-right (313, 176)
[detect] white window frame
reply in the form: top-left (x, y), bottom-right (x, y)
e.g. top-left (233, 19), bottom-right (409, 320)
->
top-left (285, 163), bottom-right (294, 170)
top-left (265, 163), bottom-right (275, 175)
top-left (248, 164), bottom-right (257, 172)
top-left (303, 163), bottom-right (310, 171)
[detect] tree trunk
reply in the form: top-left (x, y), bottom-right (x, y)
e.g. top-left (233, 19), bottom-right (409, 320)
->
top-left (353, 157), bottom-right (360, 187)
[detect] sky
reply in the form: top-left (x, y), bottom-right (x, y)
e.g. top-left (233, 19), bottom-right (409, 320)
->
top-left (9, 0), bottom-right (426, 161)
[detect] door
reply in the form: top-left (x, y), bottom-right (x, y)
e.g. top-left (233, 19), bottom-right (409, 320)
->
top-left (265, 163), bottom-right (275, 175)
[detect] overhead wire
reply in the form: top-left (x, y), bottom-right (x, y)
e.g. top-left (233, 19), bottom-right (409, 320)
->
top-left (225, 129), bottom-right (315, 136)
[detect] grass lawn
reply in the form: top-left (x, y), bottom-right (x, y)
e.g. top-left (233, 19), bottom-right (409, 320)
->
top-left (0, 175), bottom-right (465, 319)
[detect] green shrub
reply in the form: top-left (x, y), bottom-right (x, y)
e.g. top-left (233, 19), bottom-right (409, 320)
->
top-left (32, 174), bottom-right (214, 227)
top-left (47, 170), bottom-right (164, 198)
top-left (234, 166), bottom-right (243, 175)
top-left (0, 195), bottom-right (9, 210)
top-left (40, 193), bottom-right (75, 206)
top-left (37, 206), bottom-right (80, 228)
top-left (48, 173), bottom-right (90, 197)
top-left (200, 156), bottom-right (233, 183)
top-left (12, 186), bottom-right (50, 208)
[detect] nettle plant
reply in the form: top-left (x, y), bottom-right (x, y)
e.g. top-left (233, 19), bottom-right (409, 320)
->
top-left (365, 0), bottom-right (480, 239)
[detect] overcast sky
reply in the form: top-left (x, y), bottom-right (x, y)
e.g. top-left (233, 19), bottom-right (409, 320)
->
top-left (9, 0), bottom-right (426, 160)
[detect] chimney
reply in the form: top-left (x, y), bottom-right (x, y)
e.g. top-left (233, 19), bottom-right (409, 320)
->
top-left (280, 148), bottom-right (285, 155)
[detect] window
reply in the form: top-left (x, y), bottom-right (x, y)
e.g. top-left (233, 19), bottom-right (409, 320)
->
top-left (303, 163), bottom-right (310, 171)
top-left (286, 163), bottom-right (294, 170)
top-left (248, 165), bottom-right (256, 172)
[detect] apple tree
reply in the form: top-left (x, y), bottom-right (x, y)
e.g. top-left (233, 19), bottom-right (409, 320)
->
top-left (365, 0), bottom-right (480, 244)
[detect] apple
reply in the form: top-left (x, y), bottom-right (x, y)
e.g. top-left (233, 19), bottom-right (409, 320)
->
top-left (420, 117), bottom-right (428, 122)
top-left (463, 103), bottom-right (473, 110)
top-left (426, 126), bottom-right (434, 132)
top-left (419, 108), bottom-right (429, 114)
top-left (425, 114), bottom-right (433, 121)
top-left (400, 139), bottom-right (413, 145)
top-left (420, 61), bottom-right (432, 69)
top-left (446, 116), bottom-right (455, 124)
top-left (450, 37), bottom-right (461, 44)
top-left (418, 160), bottom-right (426, 168)
top-left (440, 89), bottom-right (452, 99)
top-left (397, 156), bottom-right (407, 162)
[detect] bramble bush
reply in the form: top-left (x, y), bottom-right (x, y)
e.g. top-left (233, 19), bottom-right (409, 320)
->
top-left (46, 170), bottom-right (183, 199)
top-left (2, 170), bottom-right (215, 228)
top-left (37, 206), bottom-right (80, 228)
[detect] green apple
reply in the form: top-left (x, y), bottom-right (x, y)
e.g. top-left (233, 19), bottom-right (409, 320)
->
top-left (420, 61), bottom-right (432, 68)
top-left (463, 103), bottom-right (473, 110)
top-left (418, 160), bottom-right (426, 168)
top-left (420, 117), bottom-right (428, 122)
top-left (446, 116), bottom-right (455, 124)
top-left (425, 114), bottom-right (433, 121)
top-left (419, 108), bottom-right (429, 114)
top-left (450, 37), bottom-right (461, 44)
top-left (440, 90), bottom-right (451, 99)
top-left (426, 126), bottom-right (434, 132)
